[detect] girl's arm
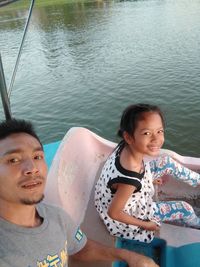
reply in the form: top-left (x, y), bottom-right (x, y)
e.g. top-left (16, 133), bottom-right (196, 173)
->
top-left (150, 155), bottom-right (200, 187)
top-left (108, 183), bottom-right (159, 231)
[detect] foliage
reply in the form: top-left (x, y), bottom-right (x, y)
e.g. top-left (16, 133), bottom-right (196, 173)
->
top-left (0, 0), bottom-right (94, 11)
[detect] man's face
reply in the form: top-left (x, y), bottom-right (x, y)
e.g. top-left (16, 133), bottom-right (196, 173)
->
top-left (0, 133), bottom-right (48, 206)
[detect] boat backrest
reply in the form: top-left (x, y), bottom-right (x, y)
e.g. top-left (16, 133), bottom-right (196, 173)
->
top-left (44, 127), bottom-right (116, 225)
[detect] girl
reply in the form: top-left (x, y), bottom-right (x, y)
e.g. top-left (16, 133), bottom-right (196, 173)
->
top-left (95, 103), bottom-right (200, 243)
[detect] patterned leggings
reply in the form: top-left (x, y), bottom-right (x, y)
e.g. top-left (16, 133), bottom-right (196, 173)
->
top-left (154, 201), bottom-right (200, 228)
top-left (150, 155), bottom-right (200, 228)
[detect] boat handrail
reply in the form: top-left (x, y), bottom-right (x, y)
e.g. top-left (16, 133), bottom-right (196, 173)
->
top-left (0, 0), bottom-right (35, 120)
top-left (0, 55), bottom-right (11, 120)
top-left (8, 0), bottom-right (35, 98)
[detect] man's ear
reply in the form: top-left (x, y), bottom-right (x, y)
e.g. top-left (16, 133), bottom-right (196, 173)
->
top-left (123, 131), bottom-right (133, 145)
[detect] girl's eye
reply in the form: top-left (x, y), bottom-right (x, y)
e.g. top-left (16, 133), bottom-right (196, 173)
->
top-left (143, 132), bottom-right (151, 135)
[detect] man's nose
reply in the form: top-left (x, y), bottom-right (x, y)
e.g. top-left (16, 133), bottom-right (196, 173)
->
top-left (23, 159), bottom-right (39, 175)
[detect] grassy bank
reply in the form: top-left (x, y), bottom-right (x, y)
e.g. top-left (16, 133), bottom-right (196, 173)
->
top-left (0, 0), bottom-right (97, 11)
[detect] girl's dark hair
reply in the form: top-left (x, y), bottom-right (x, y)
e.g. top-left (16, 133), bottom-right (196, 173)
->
top-left (117, 103), bottom-right (165, 139)
top-left (0, 118), bottom-right (42, 147)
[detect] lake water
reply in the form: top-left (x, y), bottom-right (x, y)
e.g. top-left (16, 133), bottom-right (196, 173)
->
top-left (0, 0), bottom-right (200, 157)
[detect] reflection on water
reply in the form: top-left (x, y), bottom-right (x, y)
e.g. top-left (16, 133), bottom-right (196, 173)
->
top-left (0, 0), bottom-right (200, 159)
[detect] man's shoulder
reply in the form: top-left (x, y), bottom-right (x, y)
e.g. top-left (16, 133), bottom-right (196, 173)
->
top-left (38, 202), bottom-right (68, 219)
top-left (39, 203), bottom-right (79, 234)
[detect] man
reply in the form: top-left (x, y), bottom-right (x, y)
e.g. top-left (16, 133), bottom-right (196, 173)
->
top-left (0, 119), bottom-right (158, 267)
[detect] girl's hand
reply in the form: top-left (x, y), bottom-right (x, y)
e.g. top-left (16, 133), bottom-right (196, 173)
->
top-left (143, 221), bottom-right (160, 231)
top-left (153, 178), bottom-right (163, 185)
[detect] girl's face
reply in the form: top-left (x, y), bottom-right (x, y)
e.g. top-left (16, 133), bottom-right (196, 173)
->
top-left (125, 112), bottom-right (164, 156)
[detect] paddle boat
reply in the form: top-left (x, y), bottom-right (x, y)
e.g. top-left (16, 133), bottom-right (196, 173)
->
top-left (43, 127), bottom-right (200, 267)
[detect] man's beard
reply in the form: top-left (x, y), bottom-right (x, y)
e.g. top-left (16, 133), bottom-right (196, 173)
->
top-left (20, 194), bottom-right (44, 205)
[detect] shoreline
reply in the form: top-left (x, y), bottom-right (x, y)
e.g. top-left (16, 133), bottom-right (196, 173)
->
top-left (0, 0), bottom-right (19, 7)
top-left (0, 0), bottom-right (97, 10)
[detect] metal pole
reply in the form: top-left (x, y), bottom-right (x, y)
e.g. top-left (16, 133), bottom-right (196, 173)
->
top-left (0, 54), bottom-right (12, 120)
top-left (8, 0), bottom-right (35, 97)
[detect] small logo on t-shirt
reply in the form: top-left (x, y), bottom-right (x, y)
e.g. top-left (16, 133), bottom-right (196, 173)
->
top-left (75, 228), bottom-right (83, 242)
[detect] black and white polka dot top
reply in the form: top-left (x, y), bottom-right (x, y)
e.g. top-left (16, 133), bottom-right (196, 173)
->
top-left (95, 143), bottom-right (158, 242)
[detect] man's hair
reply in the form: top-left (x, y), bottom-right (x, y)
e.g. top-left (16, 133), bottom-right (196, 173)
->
top-left (0, 118), bottom-right (42, 147)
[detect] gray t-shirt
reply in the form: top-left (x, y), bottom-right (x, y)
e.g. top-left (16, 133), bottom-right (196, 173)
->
top-left (0, 203), bottom-right (87, 267)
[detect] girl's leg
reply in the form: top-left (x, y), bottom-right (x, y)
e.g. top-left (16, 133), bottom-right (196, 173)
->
top-left (150, 155), bottom-right (200, 187)
top-left (154, 201), bottom-right (200, 229)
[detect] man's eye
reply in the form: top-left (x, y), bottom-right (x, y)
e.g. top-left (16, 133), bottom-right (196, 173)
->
top-left (143, 132), bottom-right (151, 135)
top-left (34, 155), bottom-right (43, 160)
top-left (8, 158), bottom-right (19, 164)
top-left (158, 129), bottom-right (164, 134)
